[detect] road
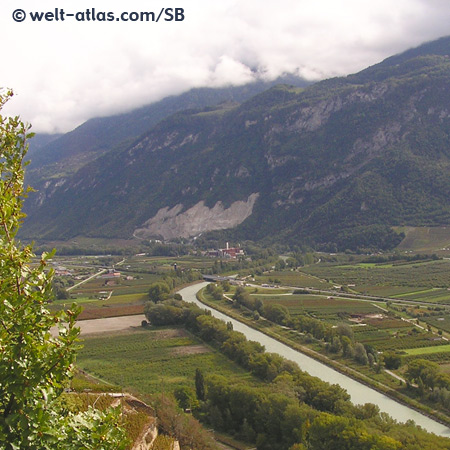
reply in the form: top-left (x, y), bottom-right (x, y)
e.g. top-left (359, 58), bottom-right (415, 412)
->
top-left (66, 259), bottom-right (125, 292)
top-left (67, 268), bottom-right (107, 291)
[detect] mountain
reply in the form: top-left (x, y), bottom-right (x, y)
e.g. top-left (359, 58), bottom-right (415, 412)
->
top-left (21, 37), bottom-right (450, 251)
top-left (26, 133), bottom-right (62, 155)
top-left (24, 75), bottom-right (309, 211)
top-left (26, 75), bottom-right (309, 172)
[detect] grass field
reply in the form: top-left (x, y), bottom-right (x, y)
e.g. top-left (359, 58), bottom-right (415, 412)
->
top-left (249, 287), bottom-right (291, 295)
top-left (390, 288), bottom-right (450, 303)
top-left (77, 327), bottom-right (256, 396)
top-left (255, 271), bottom-right (332, 289)
top-left (404, 344), bottom-right (450, 356)
top-left (361, 286), bottom-right (425, 297)
top-left (108, 293), bottom-right (148, 303)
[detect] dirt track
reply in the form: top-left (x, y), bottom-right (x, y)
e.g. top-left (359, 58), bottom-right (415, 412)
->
top-left (51, 314), bottom-right (146, 337)
top-left (79, 314), bottom-right (147, 334)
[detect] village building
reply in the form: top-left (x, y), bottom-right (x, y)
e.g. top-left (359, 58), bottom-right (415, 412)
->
top-left (100, 269), bottom-right (121, 279)
top-left (218, 242), bottom-right (245, 259)
top-left (203, 243), bottom-right (245, 259)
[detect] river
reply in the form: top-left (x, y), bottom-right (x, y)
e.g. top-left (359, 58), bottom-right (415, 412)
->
top-left (179, 282), bottom-right (450, 437)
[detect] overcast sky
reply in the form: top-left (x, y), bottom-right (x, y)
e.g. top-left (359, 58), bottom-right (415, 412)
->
top-left (2, 0), bottom-right (450, 133)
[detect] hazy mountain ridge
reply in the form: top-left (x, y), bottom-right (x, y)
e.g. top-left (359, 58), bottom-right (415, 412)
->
top-left (24, 76), bottom-right (309, 211)
top-left (27, 75), bottom-right (310, 171)
top-left (22, 37), bottom-right (450, 251)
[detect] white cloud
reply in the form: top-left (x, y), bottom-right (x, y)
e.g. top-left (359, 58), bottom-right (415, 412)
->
top-left (1, 0), bottom-right (450, 132)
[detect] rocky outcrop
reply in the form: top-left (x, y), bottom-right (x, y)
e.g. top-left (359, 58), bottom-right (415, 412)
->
top-left (134, 193), bottom-right (259, 240)
top-left (132, 422), bottom-right (158, 450)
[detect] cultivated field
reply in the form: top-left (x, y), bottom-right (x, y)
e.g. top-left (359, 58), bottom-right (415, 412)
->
top-left (395, 226), bottom-right (450, 255)
top-left (302, 259), bottom-right (450, 303)
top-left (50, 254), bottom-right (214, 319)
top-left (254, 293), bottom-right (381, 322)
top-left (77, 327), bottom-right (256, 396)
top-left (255, 271), bottom-right (332, 289)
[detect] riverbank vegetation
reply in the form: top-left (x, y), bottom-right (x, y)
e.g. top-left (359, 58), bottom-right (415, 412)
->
top-left (199, 280), bottom-right (450, 425)
top-left (142, 297), bottom-right (450, 449)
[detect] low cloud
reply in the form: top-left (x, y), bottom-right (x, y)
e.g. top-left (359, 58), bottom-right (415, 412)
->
top-left (2, 0), bottom-right (450, 133)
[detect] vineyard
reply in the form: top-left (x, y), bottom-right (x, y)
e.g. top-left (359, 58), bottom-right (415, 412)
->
top-left (77, 327), bottom-right (255, 396)
top-left (391, 288), bottom-right (450, 303)
top-left (302, 259), bottom-right (450, 302)
top-left (423, 314), bottom-right (450, 333)
top-left (254, 293), bottom-right (382, 321)
top-left (255, 271), bottom-right (332, 289)
top-left (359, 332), bottom-right (448, 352)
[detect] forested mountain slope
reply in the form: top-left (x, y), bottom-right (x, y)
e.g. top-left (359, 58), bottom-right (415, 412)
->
top-left (22, 37), bottom-right (450, 251)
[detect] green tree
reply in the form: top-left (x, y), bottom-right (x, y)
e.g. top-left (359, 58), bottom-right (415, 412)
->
top-left (308, 413), bottom-right (401, 450)
top-left (383, 352), bottom-right (402, 370)
top-left (336, 323), bottom-right (354, 341)
top-left (174, 386), bottom-right (199, 410)
top-left (144, 302), bottom-right (184, 325)
top-left (354, 343), bottom-right (369, 365)
top-left (264, 303), bottom-right (290, 325)
top-left (148, 281), bottom-right (171, 302)
top-left (340, 335), bottom-right (354, 357)
top-left (0, 90), bottom-right (126, 449)
top-left (53, 282), bottom-right (70, 300)
top-left (406, 359), bottom-right (440, 390)
top-left (328, 336), bottom-right (342, 354)
top-left (195, 368), bottom-right (205, 401)
top-left (233, 286), bottom-right (252, 306)
top-left (210, 284), bottom-right (224, 300)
